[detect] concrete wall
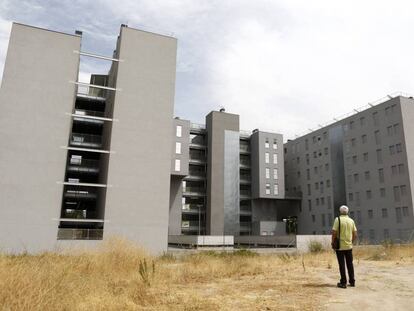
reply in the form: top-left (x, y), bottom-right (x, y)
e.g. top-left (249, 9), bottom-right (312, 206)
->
top-left (0, 23), bottom-right (81, 253)
top-left (251, 131), bottom-right (285, 199)
top-left (169, 176), bottom-right (183, 235)
top-left (296, 235), bottom-right (331, 253)
top-left (206, 111), bottom-right (239, 235)
top-left (171, 118), bottom-right (190, 176)
top-left (104, 26), bottom-right (177, 254)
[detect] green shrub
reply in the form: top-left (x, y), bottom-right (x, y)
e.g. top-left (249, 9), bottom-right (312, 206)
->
top-left (308, 241), bottom-right (324, 253)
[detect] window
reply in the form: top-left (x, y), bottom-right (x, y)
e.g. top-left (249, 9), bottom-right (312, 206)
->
top-left (391, 165), bottom-right (397, 175)
top-left (315, 182), bottom-right (319, 190)
top-left (368, 209), bottom-right (373, 219)
top-left (273, 153), bottom-right (278, 164)
top-left (273, 139), bottom-right (278, 149)
top-left (274, 168), bottom-right (278, 180)
top-left (353, 173), bottom-right (359, 183)
top-left (174, 159), bottom-right (181, 171)
top-left (385, 106), bottom-right (391, 115)
top-left (393, 123), bottom-right (400, 134)
top-left (314, 166), bottom-right (318, 174)
top-left (384, 229), bottom-right (389, 240)
top-left (374, 130), bottom-right (381, 144)
top-left (376, 149), bottom-right (383, 164)
top-left (265, 152), bottom-right (269, 163)
top-left (326, 179), bottom-right (331, 188)
top-left (396, 143), bottom-right (402, 153)
top-left (307, 184), bottom-right (311, 195)
top-left (274, 184), bottom-right (279, 195)
top-left (348, 193), bottom-right (354, 201)
top-left (378, 168), bottom-right (384, 183)
top-left (327, 196), bottom-right (332, 209)
top-left (321, 197), bottom-right (325, 205)
top-left (323, 132), bottom-right (328, 140)
top-left (308, 200), bottom-right (312, 211)
top-left (176, 125), bottom-right (182, 137)
top-left (325, 163), bottom-right (329, 171)
top-left (398, 164), bottom-right (405, 174)
top-left (389, 145), bottom-right (395, 155)
top-left (306, 169), bottom-right (310, 180)
top-left (402, 206), bottom-right (409, 217)
top-left (350, 121), bottom-right (355, 130)
top-left (316, 198), bottom-right (320, 206)
top-left (351, 138), bottom-right (356, 147)
top-left (387, 126), bottom-right (393, 136)
top-left (393, 186), bottom-right (401, 202)
top-left (305, 139), bottom-right (309, 151)
top-left (312, 215), bottom-right (316, 223)
top-left (369, 229), bottom-right (376, 242)
top-left (265, 183), bottom-right (271, 195)
top-left (382, 208), bottom-right (388, 218)
top-left (265, 139), bottom-right (269, 148)
top-left (306, 154), bottom-right (310, 165)
top-left (322, 214), bottom-right (326, 227)
top-left (324, 147), bottom-right (329, 155)
top-left (357, 211), bottom-right (362, 225)
top-left (373, 112), bottom-right (379, 126)
top-left (401, 185), bottom-right (407, 196)
top-left (313, 151), bottom-right (317, 159)
top-left (296, 157), bottom-right (300, 164)
top-left (380, 188), bottom-right (386, 197)
top-left (320, 181), bottom-right (324, 193)
top-left (364, 171), bottom-right (370, 181)
top-left (361, 135), bottom-right (367, 144)
top-left (366, 190), bottom-right (372, 199)
top-left (360, 117), bottom-right (365, 126)
top-left (175, 142), bottom-right (181, 154)
top-left (352, 155), bottom-right (357, 164)
top-left (265, 168), bottom-right (270, 179)
top-left (396, 207), bottom-right (402, 223)
top-left (362, 152), bottom-right (368, 162)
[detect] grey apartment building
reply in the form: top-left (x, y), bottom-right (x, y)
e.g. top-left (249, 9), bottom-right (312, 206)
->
top-left (0, 23), bottom-right (413, 254)
top-left (285, 96), bottom-right (414, 243)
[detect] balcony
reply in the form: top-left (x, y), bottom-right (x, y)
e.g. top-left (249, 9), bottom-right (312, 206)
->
top-left (183, 187), bottom-right (206, 197)
top-left (64, 188), bottom-right (98, 201)
top-left (57, 228), bottom-right (103, 240)
top-left (240, 189), bottom-right (251, 199)
top-left (240, 208), bottom-right (252, 216)
top-left (182, 204), bottom-right (205, 215)
top-left (67, 159), bottom-right (100, 175)
top-left (240, 222), bottom-right (252, 233)
top-left (73, 109), bottom-right (107, 125)
top-left (240, 159), bottom-right (251, 169)
top-left (70, 133), bottom-right (103, 149)
top-left (240, 174), bottom-right (251, 184)
top-left (181, 220), bottom-right (204, 232)
top-left (240, 145), bottom-right (250, 154)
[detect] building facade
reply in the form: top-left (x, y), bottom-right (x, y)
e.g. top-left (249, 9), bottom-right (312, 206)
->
top-left (285, 96), bottom-right (414, 243)
top-left (0, 23), bottom-right (413, 253)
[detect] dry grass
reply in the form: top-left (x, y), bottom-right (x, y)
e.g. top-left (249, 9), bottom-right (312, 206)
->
top-left (0, 239), bottom-right (413, 311)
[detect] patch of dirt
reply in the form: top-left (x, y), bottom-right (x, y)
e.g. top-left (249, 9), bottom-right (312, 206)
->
top-left (315, 261), bottom-right (414, 310)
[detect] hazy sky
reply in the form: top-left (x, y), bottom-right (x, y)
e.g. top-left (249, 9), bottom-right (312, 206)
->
top-left (1, 0), bottom-right (414, 139)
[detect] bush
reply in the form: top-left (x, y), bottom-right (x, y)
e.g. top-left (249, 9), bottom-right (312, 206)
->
top-left (308, 241), bottom-right (324, 253)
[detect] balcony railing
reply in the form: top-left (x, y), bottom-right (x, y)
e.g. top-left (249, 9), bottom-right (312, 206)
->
top-left (240, 159), bottom-right (251, 167)
top-left (181, 221), bottom-right (204, 229)
top-left (182, 204), bottom-right (205, 213)
top-left (77, 85), bottom-right (107, 99)
top-left (240, 190), bottom-right (251, 197)
top-left (70, 133), bottom-right (103, 149)
top-left (74, 109), bottom-right (106, 118)
top-left (57, 228), bottom-right (103, 240)
top-left (240, 222), bottom-right (252, 232)
top-left (67, 159), bottom-right (100, 175)
top-left (183, 187), bottom-right (205, 194)
top-left (64, 189), bottom-right (98, 201)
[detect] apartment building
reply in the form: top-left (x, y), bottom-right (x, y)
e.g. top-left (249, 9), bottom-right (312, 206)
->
top-left (285, 96), bottom-right (414, 243)
top-left (0, 23), bottom-right (177, 253)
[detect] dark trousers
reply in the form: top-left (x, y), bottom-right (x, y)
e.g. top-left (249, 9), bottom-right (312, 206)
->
top-left (335, 249), bottom-right (355, 285)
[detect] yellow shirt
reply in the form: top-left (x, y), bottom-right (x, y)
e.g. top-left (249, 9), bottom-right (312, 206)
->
top-left (332, 215), bottom-right (357, 250)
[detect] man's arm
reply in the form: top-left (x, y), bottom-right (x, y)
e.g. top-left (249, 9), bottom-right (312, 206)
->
top-left (352, 230), bottom-right (357, 242)
top-left (331, 230), bottom-right (337, 246)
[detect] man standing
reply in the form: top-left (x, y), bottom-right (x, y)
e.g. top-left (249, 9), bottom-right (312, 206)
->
top-left (331, 205), bottom-right (357, 288)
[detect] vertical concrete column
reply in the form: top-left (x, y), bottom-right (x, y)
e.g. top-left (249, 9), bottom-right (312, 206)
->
top-left (206, 111), bottom-right (240, 235)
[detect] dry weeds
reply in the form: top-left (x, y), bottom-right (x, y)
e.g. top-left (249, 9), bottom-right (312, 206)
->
top-left (0, 239), bottom-right (413, 311)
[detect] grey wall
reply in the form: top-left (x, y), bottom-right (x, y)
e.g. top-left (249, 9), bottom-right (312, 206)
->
top-left (171, 118), bottom-right (190, 176)
top-left (251, 131), bottom-right (285, 199)
top-left (104, 26), bottom-right (177, 253)
top-left (206, 111), bottom-right (239, 235)
top-left (168, 176), bottom-right (183, 235)
top-left (0, 23), bottom-right (81, 252)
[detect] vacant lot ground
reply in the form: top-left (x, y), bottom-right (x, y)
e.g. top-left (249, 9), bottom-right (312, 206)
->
top-left (0, 240), bottom-right (413, 310)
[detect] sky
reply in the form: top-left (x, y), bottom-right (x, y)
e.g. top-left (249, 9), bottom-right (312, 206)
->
top-left (1, 0), bottom-right (414, 140)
